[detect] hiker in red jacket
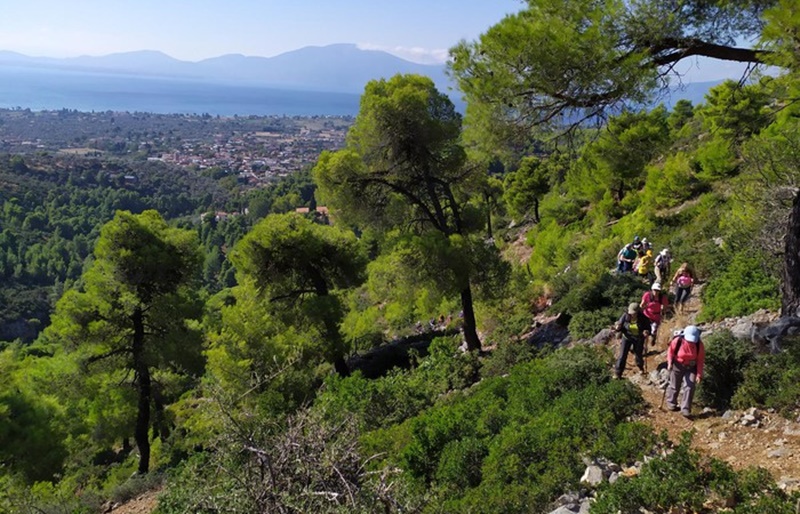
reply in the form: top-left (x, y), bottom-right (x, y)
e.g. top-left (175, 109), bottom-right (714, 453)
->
top-left (665, 325), bottom-right (705, 418)
top-left (640, 282), bottom-right (669, 345)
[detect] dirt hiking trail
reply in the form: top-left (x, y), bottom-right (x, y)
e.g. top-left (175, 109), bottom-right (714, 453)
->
top-left (615, 286), bottom-right (800, 490)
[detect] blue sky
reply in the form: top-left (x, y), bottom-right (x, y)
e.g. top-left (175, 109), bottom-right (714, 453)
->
top-left (0, 0), bottom-right (750, 82)
top-left (0, 0), bottom-right (521, 64)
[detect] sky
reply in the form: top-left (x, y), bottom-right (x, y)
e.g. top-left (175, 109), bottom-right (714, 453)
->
top-left (0, 0), bottom-right (522, 65)
top-left (0, 0), bottom-right (750, 83)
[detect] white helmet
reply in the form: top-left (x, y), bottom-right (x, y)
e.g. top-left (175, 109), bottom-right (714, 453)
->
top-left (660, 248), bottom-right (669, 256)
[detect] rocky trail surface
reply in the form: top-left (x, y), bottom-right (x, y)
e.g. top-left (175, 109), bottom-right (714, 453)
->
top-left (106, 488), bottom-right (159, 514)
top-left (617, 286), bottom-right (800, 492)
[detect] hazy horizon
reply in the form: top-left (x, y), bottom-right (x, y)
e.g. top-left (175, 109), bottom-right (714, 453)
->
top-left (0, 1), bottom-right (521, 65)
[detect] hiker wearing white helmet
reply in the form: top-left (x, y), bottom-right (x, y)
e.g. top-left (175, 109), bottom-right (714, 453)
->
top-left (665, 325), bottom-right (705, 418)
top-left (654, 248), bottom-right (672, 283)
top-left (640, 281), bottom-right (669, 345)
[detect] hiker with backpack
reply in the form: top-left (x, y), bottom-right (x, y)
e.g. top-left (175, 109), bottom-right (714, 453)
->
top-left (671, 262), bottom-right (695, 314)
top-left (654, 248), bottom-right (672, 284)
top-left (665, 325), bottom-right (705, 418)
top-left (613, 303), bottom-right (651, 379)
top-left (637, 248), bottom-right (655, 283)
top-left (617, 243), bottom-right (637, 273)
top-left (640, 282), bottom-right (669, 346)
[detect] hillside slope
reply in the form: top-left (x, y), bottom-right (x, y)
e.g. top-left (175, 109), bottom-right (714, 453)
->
top-left (107, 293), bottom-right (800, 514)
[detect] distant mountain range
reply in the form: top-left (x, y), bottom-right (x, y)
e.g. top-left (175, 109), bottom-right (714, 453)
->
top-left (0, 44), bottom-right (725, 116)
top-left (0, 44), bottom-right (454, 95)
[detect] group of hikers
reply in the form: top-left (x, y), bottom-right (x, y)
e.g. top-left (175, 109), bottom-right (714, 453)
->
top-left (616, 235), bottom-right (674, 284)
top-left (613, 235), bottom-right (702, 419)
top-left (616, 235), bottom-right (696, 313)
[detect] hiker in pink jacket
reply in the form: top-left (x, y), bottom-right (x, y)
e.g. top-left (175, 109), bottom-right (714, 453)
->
top-left (640, 282), bottom-right (669, 345)
top-left (665, 325), bottom-right (705, 418)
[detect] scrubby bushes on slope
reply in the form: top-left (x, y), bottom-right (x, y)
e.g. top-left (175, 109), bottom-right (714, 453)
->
top-left (361, 345), bottom-right (653, 513)
top-left (696, 330), bottom-right (758, 410)
top-left (732, 335), bottom-right (800, 415)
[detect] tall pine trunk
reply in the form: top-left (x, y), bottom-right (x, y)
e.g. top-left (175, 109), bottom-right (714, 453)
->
top-left (460, 286), bottom-right (481, 351)
top-left (782, 190), bottom-right (800, 317)
top-left (132, 308), bottom-right (151, 474)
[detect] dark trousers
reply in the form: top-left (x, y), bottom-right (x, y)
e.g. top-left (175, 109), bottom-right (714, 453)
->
top-left (676, 286), bottom-right (692, 304)
top-left (615, 337), bottom-right (644, 378)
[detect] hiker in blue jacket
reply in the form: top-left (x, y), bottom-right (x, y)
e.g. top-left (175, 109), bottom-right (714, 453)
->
top-left (613, 303), bottom-right (651, 379)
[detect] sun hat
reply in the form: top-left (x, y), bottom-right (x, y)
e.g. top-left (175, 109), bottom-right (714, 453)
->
top-left (628, 302), bottom-right (639, 314)
top-left (684, 325), bottom-right (701, 343)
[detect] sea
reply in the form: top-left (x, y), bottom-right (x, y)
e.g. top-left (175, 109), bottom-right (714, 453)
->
top-left (0, 65), bottom-right (362, 116)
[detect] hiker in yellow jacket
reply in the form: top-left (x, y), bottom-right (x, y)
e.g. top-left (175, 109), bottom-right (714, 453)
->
top-left (637, 248), bottom-right (654, 283)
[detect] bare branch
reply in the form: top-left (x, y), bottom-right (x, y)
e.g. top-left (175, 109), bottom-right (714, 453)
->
top-left (651, 38), bottom-right (769, 67)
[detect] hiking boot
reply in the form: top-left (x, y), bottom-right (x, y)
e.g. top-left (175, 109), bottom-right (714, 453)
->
top-left (681, 411), bottom-right (692, 419)
top-left (667, 405), bottom-right (679, 412)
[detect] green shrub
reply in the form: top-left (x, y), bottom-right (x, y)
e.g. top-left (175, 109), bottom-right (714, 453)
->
top-left (316, 336), bottom-right (480, 430)
top-left (568, 306), bottom-right (618, 339)
top-left (538, 194), bottom-right (587, 227)
top-left (525, 219), bottom-right (581, 279)
top-left (593, 433), bottom-right (798, 513)
top-left (480, 337), bottom-right (536, 378)
top-left (434, 437), bottom-right (487, 491)
top-left (392, 346), bottom-right (651, 512)
top-left (552, 269), bottom-right (645, 316)
top-left (402, 398), bottom-right (484, 482)
top-left (640, 153), bottom-right (706, 209)
top-left (695, 137), bottom-right (738, 179)
top-left (700, 252), bottom-right (780, 321)
top-left (697, 330), bottom-right (757, 409)
top-left (602, 422), bottom-right (657, 464)
top-left (732, 336), bottom-right (800, 414)
top-left (731, 354), bottom-right (785, 410)
top-left (552, 270), bottom-right (646, 338)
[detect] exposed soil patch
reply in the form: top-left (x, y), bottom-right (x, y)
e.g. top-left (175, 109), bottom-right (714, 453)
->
top-left (107, 488), bottom-right (160, 514)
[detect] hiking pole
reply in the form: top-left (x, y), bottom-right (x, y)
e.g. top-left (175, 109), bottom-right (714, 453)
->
top-left (642, 332), bottom-right (652, 375)
top-left (658, 380), bottom-right (668, 411)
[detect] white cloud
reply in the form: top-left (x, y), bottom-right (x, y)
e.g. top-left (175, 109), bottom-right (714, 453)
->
top-left (357, 43), bottom-right (449, 65)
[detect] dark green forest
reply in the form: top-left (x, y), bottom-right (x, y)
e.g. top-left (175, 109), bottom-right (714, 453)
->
top-left (3, 1), bottom-right (800, 512)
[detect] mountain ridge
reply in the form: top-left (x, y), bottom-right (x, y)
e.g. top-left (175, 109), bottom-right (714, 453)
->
top-left (0, 45), bottom-right (453, 94)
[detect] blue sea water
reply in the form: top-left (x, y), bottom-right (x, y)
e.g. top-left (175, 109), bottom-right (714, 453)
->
top-left (0, 65), bottom-right (361, 116)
